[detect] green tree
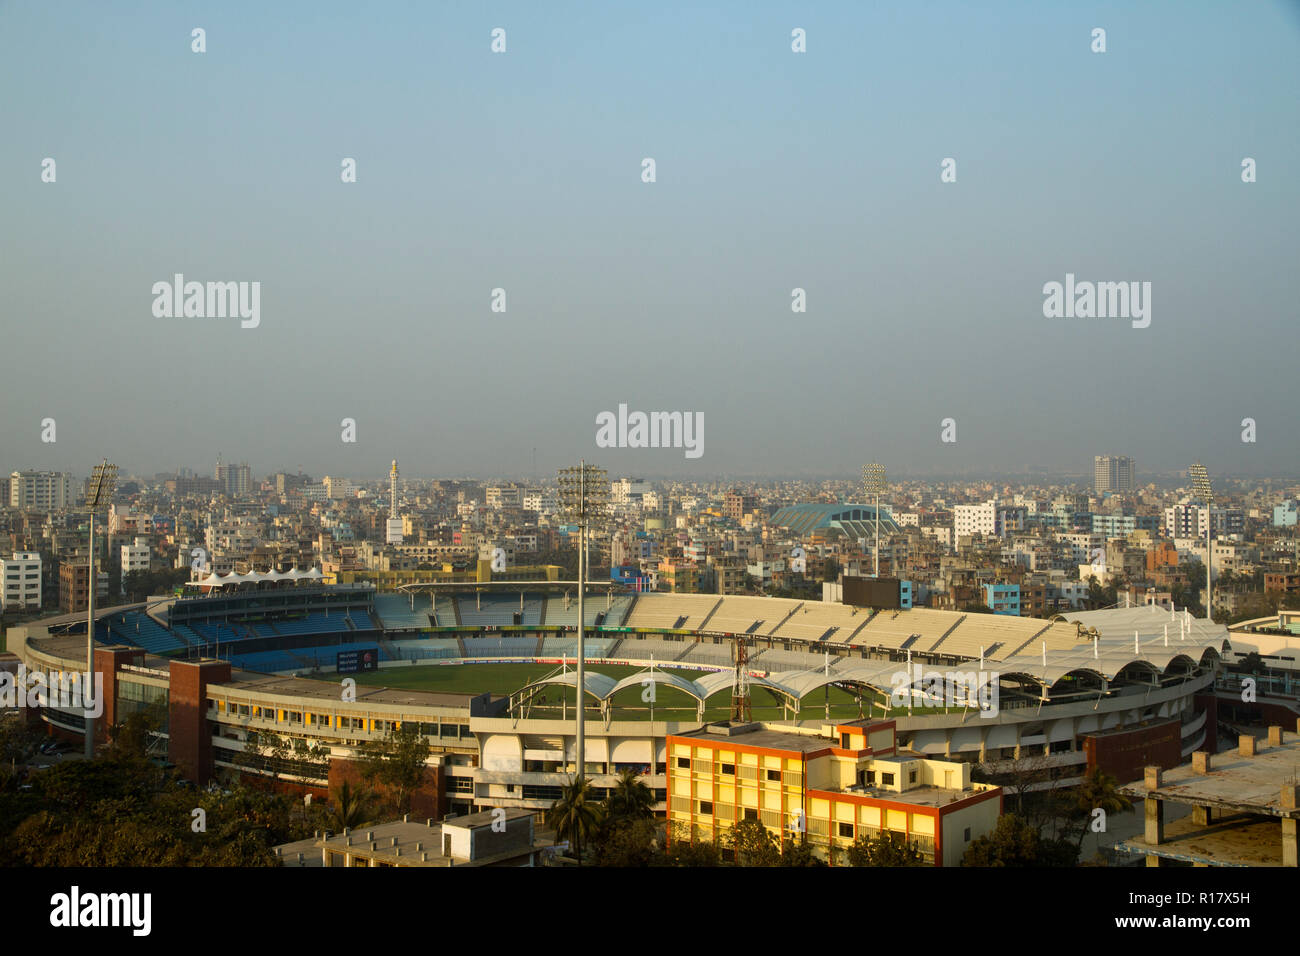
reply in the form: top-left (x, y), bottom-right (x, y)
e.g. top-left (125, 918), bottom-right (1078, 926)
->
top-left (846, 831), bottom-right (926, 866)
top-left (593, 817), bottom-right (661, 867)
top-left (727, 817), bottom-right (780, 866)
top-left (605, 767), bottom-right (654, 821)
top-left (660, 823), bottom-right (721, 866)
top-left (547, 776), bottom-right (604, 865)
top-left (962, 813), bottom-right (1076, 867)
top-left (1069, 768), bottom-right (1133, 860)
top-left (327, 779), bottom-right (375, 832)
top-left (358, 723), bottom-right (429, 814)
top-left (780, 833), bottom-right (826, 867)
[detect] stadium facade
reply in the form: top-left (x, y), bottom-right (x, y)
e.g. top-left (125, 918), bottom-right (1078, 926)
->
top-left (6, 579), bottom-right (1227, 827)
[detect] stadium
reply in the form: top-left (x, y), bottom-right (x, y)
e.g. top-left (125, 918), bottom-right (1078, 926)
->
top-left (6, 571), bottom-right (1231, 830)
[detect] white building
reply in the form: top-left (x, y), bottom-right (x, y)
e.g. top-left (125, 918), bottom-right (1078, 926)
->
top-left (1165, 504), bottom-right (1245, 539)
top-left (954, 502), bottom-right (995, 537)
top-left (522, 491), bottom-right (556, 513)
top-left (1, 551), bottom-right (42, 610)
top-left (8, 471), bottom-right (71, 509)
top-left (121, 537), bottom-right (151, 576)
top-left (610, 478), bottom-right (650, 507)
top-left (486, 486), bottom-right (523, 509)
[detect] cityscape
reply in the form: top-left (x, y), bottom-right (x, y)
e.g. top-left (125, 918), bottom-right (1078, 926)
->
top-left (2, 0), bottom-right (1296, 937)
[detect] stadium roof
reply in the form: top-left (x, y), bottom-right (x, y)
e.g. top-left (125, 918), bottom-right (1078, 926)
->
top-left (768, 503), bottom-right (899, 538)
top-left (194, 567), bottom-right (323, 588)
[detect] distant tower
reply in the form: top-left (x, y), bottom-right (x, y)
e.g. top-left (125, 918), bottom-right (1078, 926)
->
top-left (386, 459), bottom-right (404, 544)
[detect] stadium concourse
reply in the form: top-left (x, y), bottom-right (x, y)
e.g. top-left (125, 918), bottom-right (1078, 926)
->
top-left (7, 580), bottom-right (1227, 824)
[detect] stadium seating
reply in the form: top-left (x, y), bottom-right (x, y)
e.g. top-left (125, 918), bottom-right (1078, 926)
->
top-left (107, 612), bottom-right (188, 655)
top-left (374, 593), bottom-right (434, 630)
top-left (457, 594), bottom-right (543, 627)
top-left (623, 594), bottom-right (721, 630)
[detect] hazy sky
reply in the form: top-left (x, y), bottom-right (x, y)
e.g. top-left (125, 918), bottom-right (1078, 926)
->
top-left (3, 1), bottom-right (1298, 481)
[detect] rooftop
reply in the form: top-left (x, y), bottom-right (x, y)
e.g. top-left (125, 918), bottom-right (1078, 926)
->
top-left (1118, 732), bottom-right (1300, 817)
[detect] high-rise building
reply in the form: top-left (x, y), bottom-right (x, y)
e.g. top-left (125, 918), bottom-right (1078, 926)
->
top-left (215, 460), bottom-right (252, 497)
top-left (723, 489), bottom-right (758, 521)
top-left (1094, 456), bottom-right (1135, 493)
top-left (58, 562), bottom-right (108, 614)
top-left (8, 471), bottom-right (72, 509)
top-left (1, 551), bottom-right (43, 610)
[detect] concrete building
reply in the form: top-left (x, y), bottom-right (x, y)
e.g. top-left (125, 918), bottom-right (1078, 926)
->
top-left (1, 551), bottom-right (43, 610)
top-left (666, 719), bottom-right (1002, 866)
top-left (301, 810), bottom-right (546, 867)
top-left (1094, 456), bottom-right (1135, 493)
top-left (8, 471), bottom-right (72, 509)
top-left (58, 563), bottom-right (108, 613)
top-left (120, 537), bottom-right (151, 589)
top-left (1117, 726), bottom-right (1300, 867)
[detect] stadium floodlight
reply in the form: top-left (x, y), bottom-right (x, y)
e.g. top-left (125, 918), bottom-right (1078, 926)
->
top-left (556, 461), bottom-right (608, 780)
top-left (862, 464), bottom-right (887, 578)
top-left (84, 459), bottom-right (118, 758)
top-left (1189, 463), bottom-right (1213, 622)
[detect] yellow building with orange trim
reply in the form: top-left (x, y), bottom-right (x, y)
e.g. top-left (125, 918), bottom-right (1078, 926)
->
top-left (667, 719), bottom-right (1002, 866)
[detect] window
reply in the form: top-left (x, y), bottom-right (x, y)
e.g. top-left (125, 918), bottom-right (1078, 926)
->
top-left (964, 827), bottom-right (972, 842)
top-left (699, 801), bottom-right (713, 815)
top-left (882, 773), bottom-right (895, 786)
top-left (864, 770), bottom-right (875, 785)
top-left (838, 822), bottom-right (854, 838)
top-left (744, 808), bottom-right (758, 821)
top-left (677, 757), bottom-right (690, 770)
top-left (721, 763), bottom-right (735, 776)
top-left (766, 769), bottom-right (781, 782)
top-left (909, 770), bottom-right (917, 784)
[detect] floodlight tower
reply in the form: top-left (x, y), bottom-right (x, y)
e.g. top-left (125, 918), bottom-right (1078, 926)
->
top-left (1189, 463), bottom-right (1214, 621)
top-left (863, 464), bottom-right (887, 578)
top-left (557, 461), bottom-right (608, 779)
top-left (730, 633), bottom-right (752, 723)
top-left (85, 459), bottom-right (117, 758)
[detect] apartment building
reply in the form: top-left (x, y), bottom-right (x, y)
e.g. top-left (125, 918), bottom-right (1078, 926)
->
top-left (1, 551), bottom-right (43, 610)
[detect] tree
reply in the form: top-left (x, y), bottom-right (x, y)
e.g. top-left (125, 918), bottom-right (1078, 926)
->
top-left (727, 817), bottom-right (780, 866)
top-left (328, 780), bottom-right (374, 832)
top-left (846, 831), bottom-right (926, 866)
top-left (1069, 768), bottom-right (1133, 860)
top-left (779, 833), bottom-right (826, 867)
top-left (660, 823), bottom-right (721, 866)
top-left (357, 724), bottom-right (428, 815)
top-left (962, 813), bottom-right (1076, 866)
top-left (548, 776), bottom-right (604, 865)
top-left (240, 730), bottom-right (290, 786)
top-left (593, 817), bottom-right (661, 867)
top-left (605, 768), bottom-right (654, 821)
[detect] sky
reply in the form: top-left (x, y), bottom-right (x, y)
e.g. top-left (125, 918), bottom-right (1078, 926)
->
top-left (2, 1), bottom-right (1298, 482)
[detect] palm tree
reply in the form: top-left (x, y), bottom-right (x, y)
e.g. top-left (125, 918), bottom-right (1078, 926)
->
top-left (1072, 767), bottom-right (1133, 860)
top-left (605, 768), bottom-right (654, 821)
top-left (548, 776), bottom-right (604, 864)
top-left (328, 780), bottom-right (374, 832)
